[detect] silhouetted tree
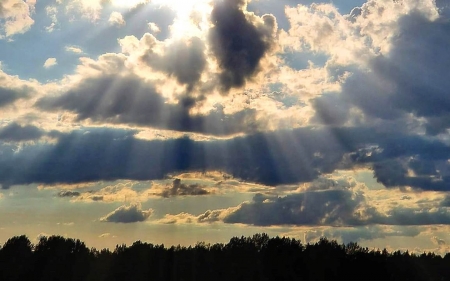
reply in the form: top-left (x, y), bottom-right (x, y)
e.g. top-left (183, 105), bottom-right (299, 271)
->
top-left (0, 235), bottom-right (33, 281)
top-left (33, 235), bottom-right (91, 281)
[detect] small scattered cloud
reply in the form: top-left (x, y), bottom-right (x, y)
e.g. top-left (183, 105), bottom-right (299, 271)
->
top-left (43, 58), bottom-right (57, 68)
top-left (65, 46), bottom-right (83, 54)
top-left (159, 179), bottom-right (210, 198)
top-left (108, 11), bottom-right (125, 26)
top-left (148, 22), bottom-right (160, 33)
top-left (100, 203), bottom-right (153, 223)
top-left (45, 5), bottom-right (58, 32)
top-left (57, 191), bottom-right (81, 198)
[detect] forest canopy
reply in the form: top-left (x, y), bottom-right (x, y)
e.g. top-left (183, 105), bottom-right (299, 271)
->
top-left (0, 233), bottom-right (449, 281)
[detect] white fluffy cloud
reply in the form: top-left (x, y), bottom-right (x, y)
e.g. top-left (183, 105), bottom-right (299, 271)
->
top-left (0, 0), bottom-right (36, 38)
top-left (108, 11), bottom-right (125, 26)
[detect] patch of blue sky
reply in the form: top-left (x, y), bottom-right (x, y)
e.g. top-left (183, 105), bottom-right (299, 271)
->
top-left (248, 0), bottom-right (368, 31)
top-left (280, 50), bottom-right (329, 70)
top-left (0, 2), bottom-right (175, 82)
top-left (268, 89), bottom-right (304, 108)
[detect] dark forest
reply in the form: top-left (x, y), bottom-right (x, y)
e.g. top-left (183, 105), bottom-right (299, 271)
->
top-left (0, 233), bottom-right (449, 281)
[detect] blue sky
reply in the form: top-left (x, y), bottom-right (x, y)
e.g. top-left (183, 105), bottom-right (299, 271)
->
top-left (1, 0), bottom-right (450, 253)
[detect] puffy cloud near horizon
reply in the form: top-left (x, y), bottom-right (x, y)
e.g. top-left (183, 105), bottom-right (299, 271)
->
top-left (100, 203), bottom-right (153, 223)
top-left (157, 186), bottom-right (450, 228)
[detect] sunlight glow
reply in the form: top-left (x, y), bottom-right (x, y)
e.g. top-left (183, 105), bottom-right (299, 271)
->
top-left (111, 0), bottom-right (149, 8)
top-left (152, 0), bottom-right (210, 17)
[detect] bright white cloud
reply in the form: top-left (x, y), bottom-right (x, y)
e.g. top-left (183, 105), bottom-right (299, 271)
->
top-left (148, 22), bottom-right (160, 34)
top-left (0, 0), bottom-right (36, 38)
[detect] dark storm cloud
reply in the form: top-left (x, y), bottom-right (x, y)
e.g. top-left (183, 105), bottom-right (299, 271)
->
top-left (100, 204), bottom-right (153, 223)
top-left (355, 137), bottom-right (450, 191)
top-left (0, 125), bottom-right (449, 190)
top-left (36, 75), bottom-right (260, 136)
top-left (315, 12), bottom-right (450, 133)
top-left (142, 37), bottom-right (206, 91)
top-left (305, 12), bottom-right (450, 191)
top-left (0, 87), bottom-right (28, 107)
top-left (209, 0), bottom-right (277, 91)
top-left (0, 123), bottom-right (44, 142)
top-left (160, 178), bottom-right (210, 198)
top-left (375, 165), bottom-right (450, 192)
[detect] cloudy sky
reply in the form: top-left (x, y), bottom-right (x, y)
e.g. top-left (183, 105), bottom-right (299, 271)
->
top-left (1, 0), bottom-right (450, 253)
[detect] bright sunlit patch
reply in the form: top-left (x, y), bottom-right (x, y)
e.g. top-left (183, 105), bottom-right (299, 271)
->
top-left (153, 0), bottom-right (212, 38)
top-left (152, 0), bottom-right (210, 17)
top-left (111, 0), bottom-right (149, 8)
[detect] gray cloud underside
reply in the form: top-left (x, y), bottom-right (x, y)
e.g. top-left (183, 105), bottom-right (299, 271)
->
top-left (0, 125), bottom-right (449, 190)
top-left (0, 86), bottom-right (28, 107)
top-left (36, 75), bottom-right (260, 136)
top-left (142, 37), bottom-right (207, 91)
top-left (160, 178), bottom-right (210, 198)
top-left (0, 123), bottom-right (44, 142)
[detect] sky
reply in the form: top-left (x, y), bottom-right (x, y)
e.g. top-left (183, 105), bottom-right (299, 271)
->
top-left (0, 0), bottom-right (450, 253)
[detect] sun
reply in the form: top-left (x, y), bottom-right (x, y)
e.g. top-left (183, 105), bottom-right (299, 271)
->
top-left (110, 0), bottom-right (211, 38)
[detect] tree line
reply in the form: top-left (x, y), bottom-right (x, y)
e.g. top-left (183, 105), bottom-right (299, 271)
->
top-left (0, 233), bottom-right (449, 281)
